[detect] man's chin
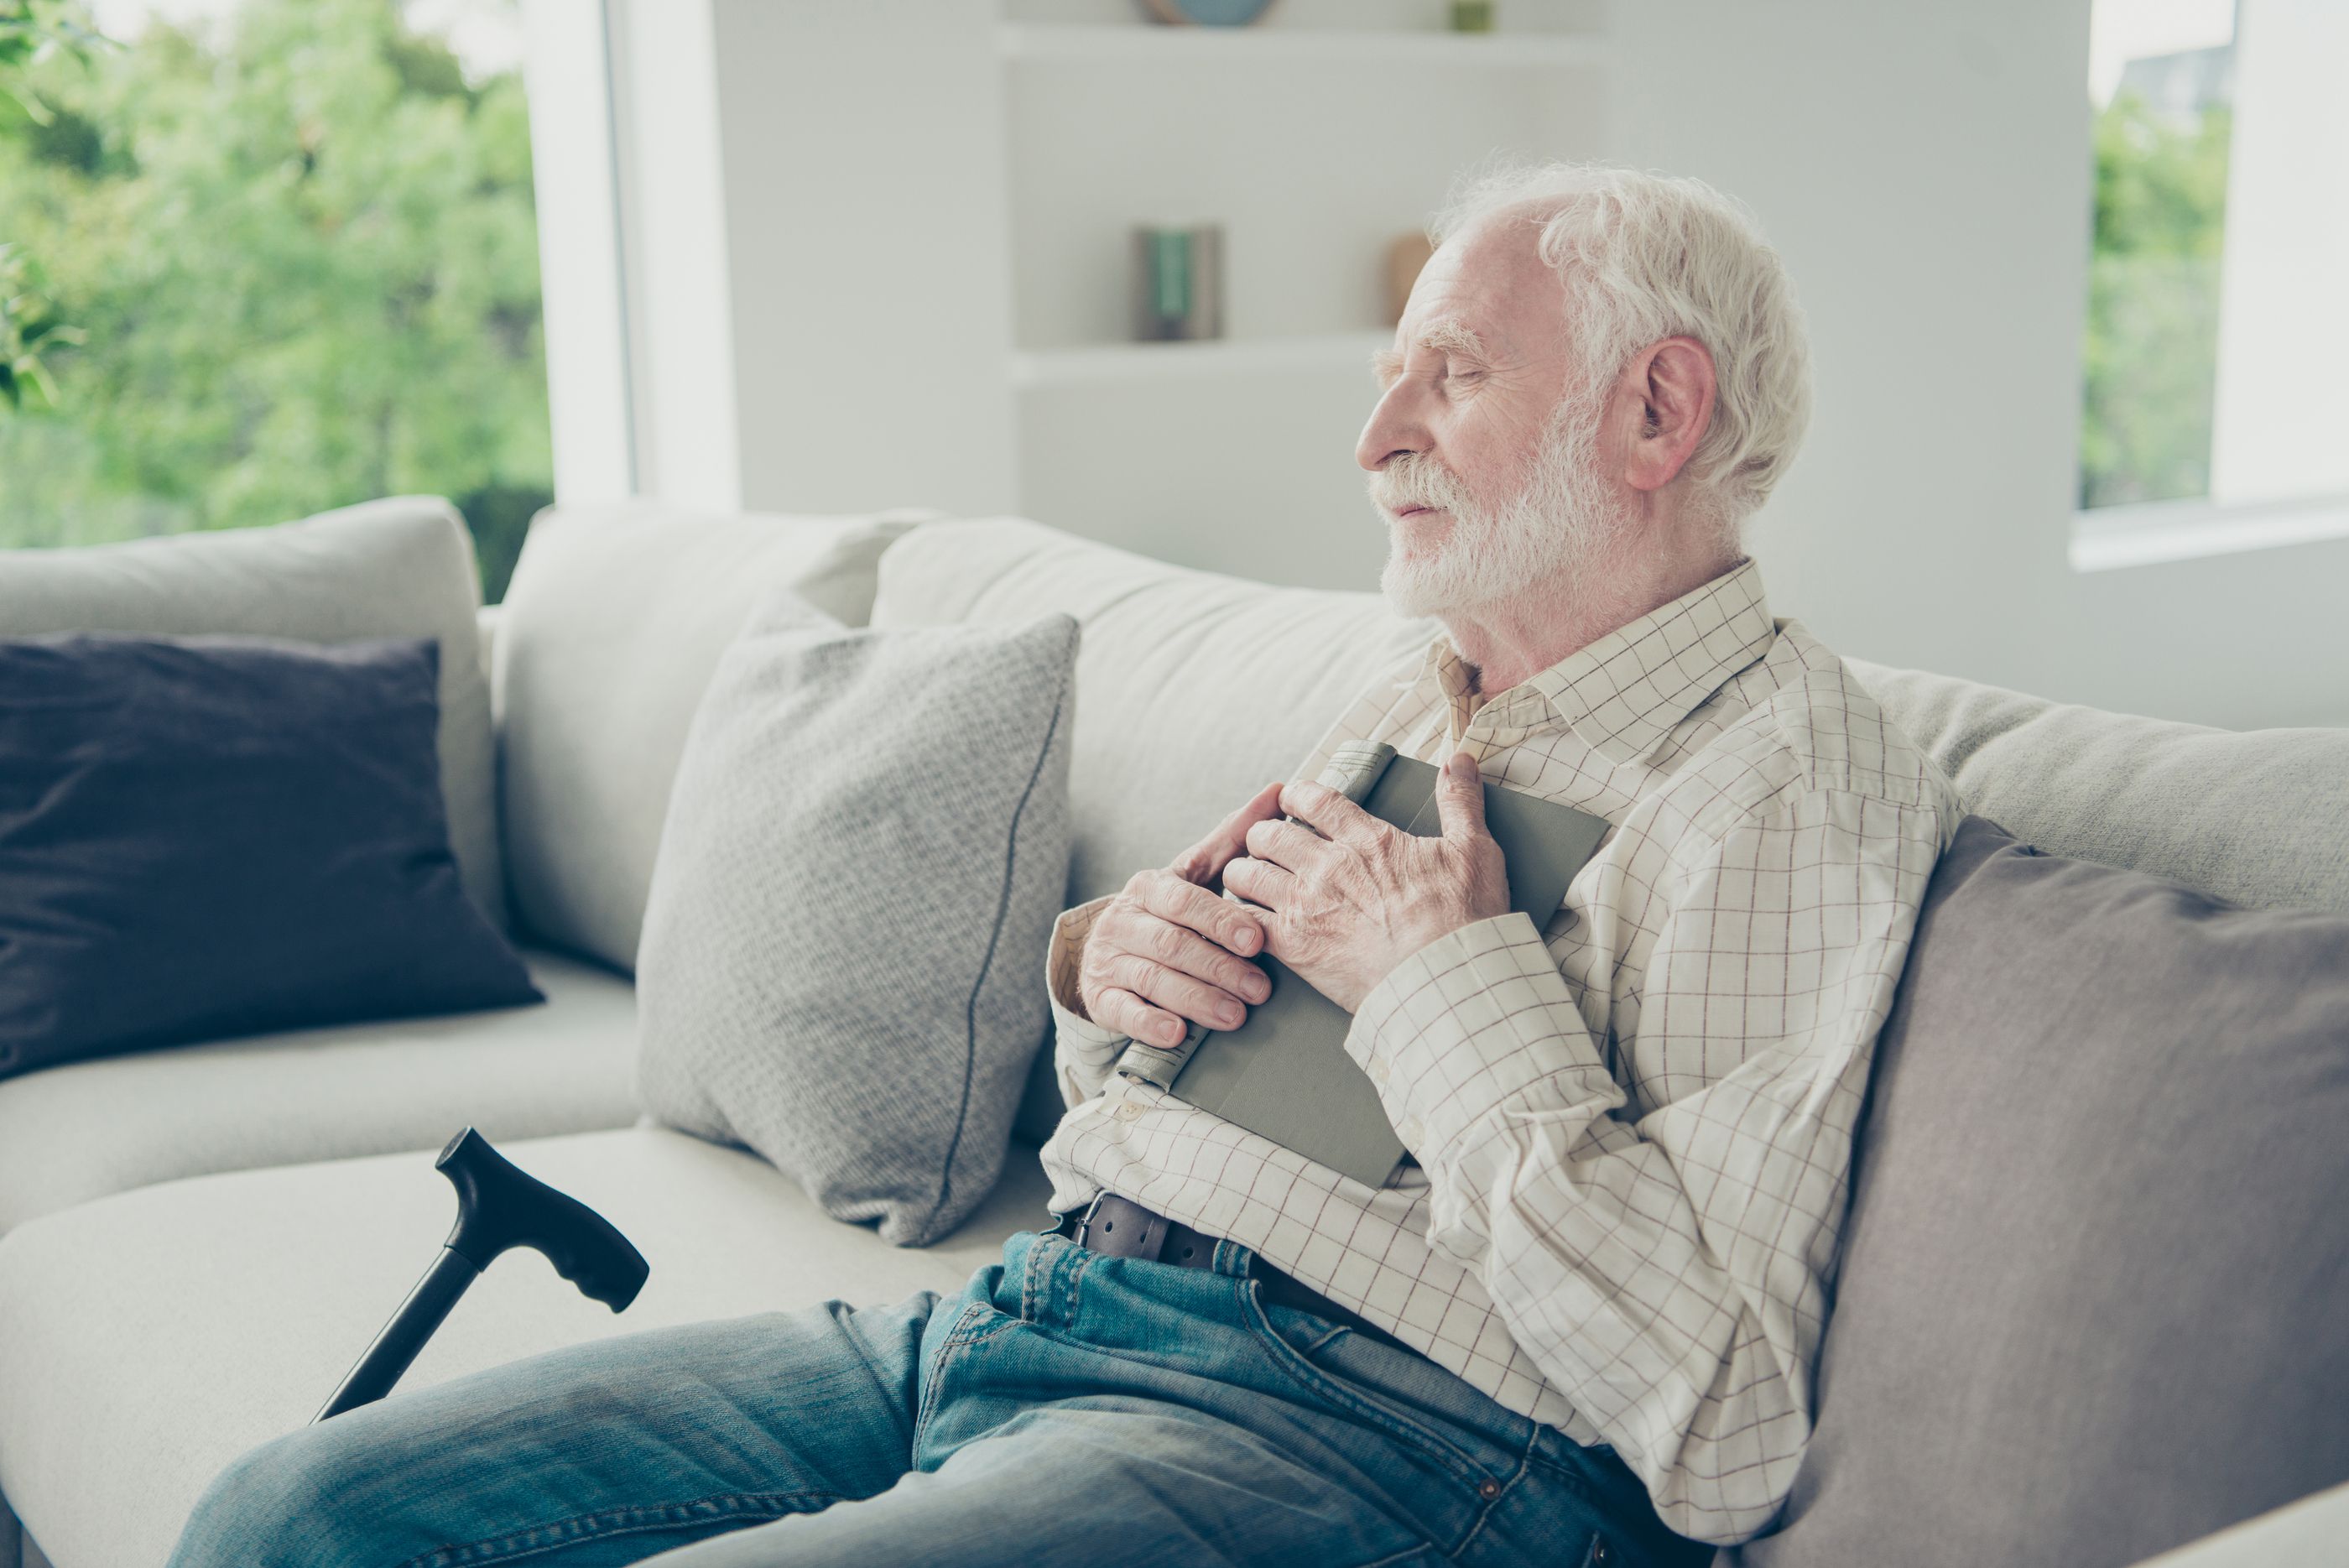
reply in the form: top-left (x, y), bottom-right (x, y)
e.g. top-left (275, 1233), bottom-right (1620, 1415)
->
top-left (1379, 555), bottom-right (1474, 620)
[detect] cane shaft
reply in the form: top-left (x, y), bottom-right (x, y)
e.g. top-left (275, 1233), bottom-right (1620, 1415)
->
top-left (314, 1248), bottom-right (480, 1422)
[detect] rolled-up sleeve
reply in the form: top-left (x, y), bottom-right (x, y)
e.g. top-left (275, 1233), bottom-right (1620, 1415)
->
top-left (1044, 893), bottom-right (1127, 1107)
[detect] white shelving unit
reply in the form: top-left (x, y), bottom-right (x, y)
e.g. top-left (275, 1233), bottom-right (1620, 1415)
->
top-left (1009, 330), bottom-right (1393, 389)
top-left (992, 0), bottom-right (1613, 591)
top-left (999, 22), bottom-right (1613, 67)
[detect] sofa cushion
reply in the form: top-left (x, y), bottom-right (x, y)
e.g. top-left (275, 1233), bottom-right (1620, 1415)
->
top-left (637, 591), bottom-right (1076, 1245)
top-left (872, 518), bottom-right (1430, 910)
top-left (875, 520), bottom-right (2349, 919)
top-left (494, 503), bottom-right (937, 972)
top-left (1846, 660), bottom-right (2349, 914)
top-left (0, 1128), bottom-right (1054, 1568)
top-left (0, 497), bottom-right (505, 925)
top-left (1737, 819), bottom-right (2349, 1568)
top-left (0, 947), bottom-right (636, 1234)
top-left (0, 634), bottom-right (541, 1081)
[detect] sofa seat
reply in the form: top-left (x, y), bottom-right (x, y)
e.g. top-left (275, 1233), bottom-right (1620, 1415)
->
top-left (0, 1125), bottom-right (1057, 1568)
top-left (0, 947), bottom-right (639, 1235)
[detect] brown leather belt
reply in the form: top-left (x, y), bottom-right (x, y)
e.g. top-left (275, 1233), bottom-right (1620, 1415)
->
top-left (1056, 1191), bottom-right (1409, 1354)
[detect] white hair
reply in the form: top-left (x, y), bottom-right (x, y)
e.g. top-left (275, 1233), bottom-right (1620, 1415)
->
top-left (1429, 159), bottom-right (1814, 539)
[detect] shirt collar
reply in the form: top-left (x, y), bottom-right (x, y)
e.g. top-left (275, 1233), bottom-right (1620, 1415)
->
top-left (1413, 559), bottom-right (1778, 768)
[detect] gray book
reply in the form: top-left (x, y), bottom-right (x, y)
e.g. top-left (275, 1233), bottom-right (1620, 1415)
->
top-left (1112, 741), bottom-right (1611, 1188)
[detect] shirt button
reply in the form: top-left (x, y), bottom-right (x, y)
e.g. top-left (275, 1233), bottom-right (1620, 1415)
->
top-left (1398, 1116), bottom-right (1424, 1145)
top-left (1368, 1058), bottom-right (1390, 1086)
top-left (1113, 1100), bottom-right (1142, 1123)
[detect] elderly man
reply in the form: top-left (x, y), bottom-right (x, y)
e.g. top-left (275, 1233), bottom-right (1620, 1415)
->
top-left (172, 162), bottom-right (1957, 1568)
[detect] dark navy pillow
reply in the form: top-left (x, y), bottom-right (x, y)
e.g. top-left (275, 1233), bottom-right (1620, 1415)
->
top-left (0, 633), bottom-right (542, 1079)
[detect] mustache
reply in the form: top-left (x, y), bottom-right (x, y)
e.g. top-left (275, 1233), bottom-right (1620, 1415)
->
top-left (1368, 454), bottom-right (1474, 515)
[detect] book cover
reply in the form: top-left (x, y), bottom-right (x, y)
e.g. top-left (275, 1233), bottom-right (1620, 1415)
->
top-left (1113, 742), bottom-right (1610, 1187)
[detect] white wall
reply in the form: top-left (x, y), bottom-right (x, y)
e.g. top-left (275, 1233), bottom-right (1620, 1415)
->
top-left (1612, 0), bottom-right (2349, 729)
top-left (555, 0), bottom-right (2346, 728)
top-left (708, 0), bottom-right (1019, 520)
top-left (2209, 0), bottom-right (2349, 507)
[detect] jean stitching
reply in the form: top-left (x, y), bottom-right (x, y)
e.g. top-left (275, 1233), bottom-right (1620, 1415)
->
top-left (1523, 1441), bottom-right (1607, 1509)
top-left (1065, 1239), bottom-right (1094, 1325)
top-left (394, 1490), bottom-right (831, 1568)
top-left (1234, 1279), bottom-right (1489, 1497)
top-left (1346, 1544), bottom-right (1444, 1568)
top-left (913, 1300), bottom-right (989, 1444)
top-left (1441, 1429), bottom-right (1537, 1561)
top-left (1296, 1324), bottom-right (1350, 1357)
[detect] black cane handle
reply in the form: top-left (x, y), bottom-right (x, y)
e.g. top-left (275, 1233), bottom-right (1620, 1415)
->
top-left (436, 1128), bottom-right (648, 1310)
top-left (313, 1128), bottom-right (649, 1422)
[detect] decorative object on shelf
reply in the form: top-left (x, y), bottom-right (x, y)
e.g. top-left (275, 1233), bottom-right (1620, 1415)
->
top-left (1133, 223), bottom-right (1225, 341)
top-left (1140, 0), bottom-right (1277, 23)
top-left (1448, 1), bottom-right (1496, 31)
top-left (1385, 230), bottom-right (1435, 326)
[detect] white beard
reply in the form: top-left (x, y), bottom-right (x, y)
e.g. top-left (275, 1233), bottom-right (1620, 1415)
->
top-left (1369, 391), bottom-right (1631, 621)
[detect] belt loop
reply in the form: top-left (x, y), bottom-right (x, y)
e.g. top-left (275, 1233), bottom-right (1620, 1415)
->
top-left (1213, 1237), bottom-right (1255, 1279)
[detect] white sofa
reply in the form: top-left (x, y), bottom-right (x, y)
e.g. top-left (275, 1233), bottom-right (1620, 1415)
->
top-left (2, 505), bottom-right (2344, 1568)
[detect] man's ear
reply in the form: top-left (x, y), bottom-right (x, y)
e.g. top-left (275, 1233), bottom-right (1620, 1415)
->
top-left (1622, 336), bottom-right (1717, 494)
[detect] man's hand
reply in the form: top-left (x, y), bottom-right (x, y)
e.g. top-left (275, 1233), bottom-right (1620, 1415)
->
top-left (1221, 751), bottom-right (1508, 1013)
top-left (1075, 781), bottom-right (1284, 1049)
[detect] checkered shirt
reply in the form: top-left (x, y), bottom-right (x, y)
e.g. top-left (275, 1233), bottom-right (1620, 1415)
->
top-left (1034, 559), bottom-right (1961, 1545)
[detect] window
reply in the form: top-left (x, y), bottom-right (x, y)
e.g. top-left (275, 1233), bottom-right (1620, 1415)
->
top-left (0, 0), bottom-right (549, 600)
top-left (2075, 0), bottom-right (2349, 569)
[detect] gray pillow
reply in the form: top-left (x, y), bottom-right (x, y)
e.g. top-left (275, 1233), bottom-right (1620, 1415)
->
top-left (634, 589), bottom-right (1077, 1246)
top-left (1739, 817), bottom-right (2349, 1568)
top-left (0, 497), bottom-right (504, 926)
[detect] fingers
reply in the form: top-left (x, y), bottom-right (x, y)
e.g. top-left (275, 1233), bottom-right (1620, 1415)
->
top-left (1092, 942), bottom-right (1253, 1044)
top-left (1130, 867), bottom-right (1263, 957)
top-left (1082, 868), bottom-right (1273, 1048)
top-left (1242, 815), bottom-right (1332, 873)
top-left (1435, 751), bottom-right (1490, 844)
top-left (1170, 781), bottom-right (1288, 888)
top-left (1276, 779), bottom-right (1386, 852)
top-left (1221, 853), bottom-right (1297, 911)
top-left (1086, 987), bottom-right (1187, 1049)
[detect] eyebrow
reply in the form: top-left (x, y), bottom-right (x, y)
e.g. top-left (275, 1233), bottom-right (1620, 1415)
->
top-left (1370, 316), bottom-right (1496, 389)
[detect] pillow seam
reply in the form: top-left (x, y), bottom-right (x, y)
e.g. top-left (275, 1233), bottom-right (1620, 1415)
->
top-left (926, 642), bottom-right (1073, 1241)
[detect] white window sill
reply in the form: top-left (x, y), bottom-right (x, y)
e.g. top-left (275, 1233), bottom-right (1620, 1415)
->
top-left (2070, 491), bottom-right (2349, 572)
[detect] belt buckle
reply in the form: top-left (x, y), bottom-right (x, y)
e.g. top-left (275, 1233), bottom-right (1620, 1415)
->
top-left (1070, 1189), bottom-right (1111, 1248)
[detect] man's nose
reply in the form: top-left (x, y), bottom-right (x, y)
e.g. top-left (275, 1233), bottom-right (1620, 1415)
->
top-left (1356, 393), bottom-right (1422, 473)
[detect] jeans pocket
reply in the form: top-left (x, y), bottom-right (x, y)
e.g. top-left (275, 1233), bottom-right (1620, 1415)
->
top-left (1237, 1284), bottom-right (1496, 1496)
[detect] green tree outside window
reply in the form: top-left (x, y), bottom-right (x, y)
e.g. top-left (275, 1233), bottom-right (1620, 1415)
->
top-left (2080, 88), bottom-right (2233, 511)
top-left (0, 0), bottom-right (549, 600)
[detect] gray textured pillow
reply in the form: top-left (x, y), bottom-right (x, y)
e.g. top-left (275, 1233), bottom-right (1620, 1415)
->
top-left (1739, 817), bottom-right (2349, 1568)
top-left (634, 589), bottom-right (1077, 1246)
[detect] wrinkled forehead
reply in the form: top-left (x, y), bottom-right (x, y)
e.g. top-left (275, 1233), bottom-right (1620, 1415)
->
top-left (1378, 220), bottom-right (1570, 383)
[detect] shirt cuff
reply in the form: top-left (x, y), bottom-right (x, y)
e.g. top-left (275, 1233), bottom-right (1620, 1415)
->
top-left (1046, 895), bottom-right (1119, 1038)
top-left (1045, 895), bottom-right (1126, 1105)
top-left (1341, 909), bottom-right (1615, 1166)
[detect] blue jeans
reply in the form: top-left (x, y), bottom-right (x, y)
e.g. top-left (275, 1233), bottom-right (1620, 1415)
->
top-left (170, 1229), bottom-right (1703, 1568)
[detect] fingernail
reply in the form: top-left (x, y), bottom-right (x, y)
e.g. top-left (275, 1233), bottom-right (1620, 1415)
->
top-left (1160, 1020), bottom-right (1185, 1045)
top-left (1216, 1003), bottom-right (1242, 1027)
top-left (1234, 926), bottom-right (1258, 953)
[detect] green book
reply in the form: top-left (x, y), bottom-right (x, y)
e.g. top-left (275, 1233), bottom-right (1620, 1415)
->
top-left (1112, 742), bottom-right (1611, 1188)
